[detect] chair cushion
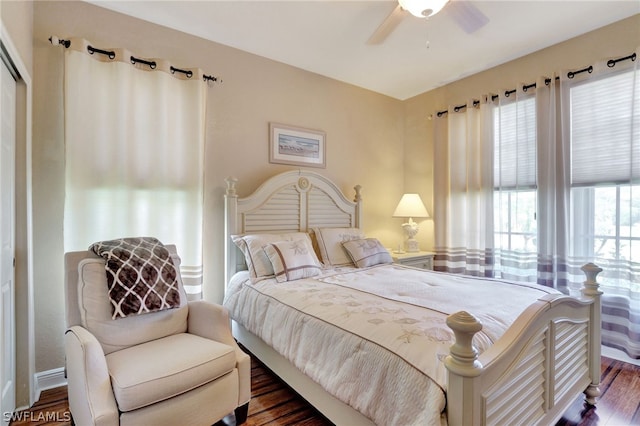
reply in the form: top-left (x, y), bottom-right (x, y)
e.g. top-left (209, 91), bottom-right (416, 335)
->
top-left (105, 333), bottom-right (236, 412)
top-left (77, 256), bottom-right (188, 354)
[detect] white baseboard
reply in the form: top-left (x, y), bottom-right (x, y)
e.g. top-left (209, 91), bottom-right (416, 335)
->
top-left (602, 346), bottom-right (640, 366)
top-left (34, 367), bottom-right (67, 403)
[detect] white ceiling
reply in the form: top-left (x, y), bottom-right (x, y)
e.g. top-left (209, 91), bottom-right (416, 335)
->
top-left (88, 0), bottom-right (639, 100)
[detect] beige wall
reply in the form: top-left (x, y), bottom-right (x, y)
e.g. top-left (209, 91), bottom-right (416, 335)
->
top-left (1, 0), bottom-right (34, 409)
top-left (32, 1), bottom-right (405, 373)
top-left (27, 0), bottom-right (640, 395)
top-left (1, 0), bottom-right (34, 72)
top-left (404, 14), bottom-right (640, 251)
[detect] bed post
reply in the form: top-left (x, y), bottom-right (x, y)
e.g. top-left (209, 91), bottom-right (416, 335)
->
top-left (445, 311), bottom-right (484, 426)
top-left (224, 177), bottom-right (239, 289)
top-left (580, 263), bottom-right (603, 405)
top-left (353, 184), bottom-right (363, 228)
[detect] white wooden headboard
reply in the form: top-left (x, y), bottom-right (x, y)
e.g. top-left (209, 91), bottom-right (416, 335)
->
top-left (224, 170), bottom-right (363, 285)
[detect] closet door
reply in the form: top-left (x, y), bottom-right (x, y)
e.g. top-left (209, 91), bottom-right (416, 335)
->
top-left (0, 56), bottom-right (16, 425)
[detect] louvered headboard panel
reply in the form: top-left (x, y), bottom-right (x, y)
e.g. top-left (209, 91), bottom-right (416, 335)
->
top-left (224, 170), bottom-right (362, 286)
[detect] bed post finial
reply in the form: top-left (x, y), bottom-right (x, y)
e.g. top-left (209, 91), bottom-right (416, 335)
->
top-left (225, 177), bottom-right (238, 197)
top-left (581, 263), bottom-right (603, 299)
top-left (353, 184), bottom-right (362, 202)
top-left (445, 311), bottom-right (483, 377)
top-left (445, 311), bottom-right (483, 425)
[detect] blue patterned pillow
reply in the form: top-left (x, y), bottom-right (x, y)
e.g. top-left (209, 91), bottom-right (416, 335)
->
top-left (342, 238), bottom-right (392, 268)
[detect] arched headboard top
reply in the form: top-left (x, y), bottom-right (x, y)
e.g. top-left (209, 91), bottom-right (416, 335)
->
top-left (224, 170), bottom-right (363, 285)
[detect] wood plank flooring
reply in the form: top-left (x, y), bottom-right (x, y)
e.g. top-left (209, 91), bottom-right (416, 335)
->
top-left (9, 355), bottom-right (640, 426)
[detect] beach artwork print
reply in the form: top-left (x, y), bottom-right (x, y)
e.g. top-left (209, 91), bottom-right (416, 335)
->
top-left (269, 123), bottom-right (326, 168)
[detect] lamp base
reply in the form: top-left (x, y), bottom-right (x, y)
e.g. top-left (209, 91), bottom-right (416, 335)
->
top-left (406, 239), bottom-right (420, 253)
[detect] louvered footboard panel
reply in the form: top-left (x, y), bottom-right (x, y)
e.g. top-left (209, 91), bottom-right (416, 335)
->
top-left (484, 328), bottom-right (547, 426)
top-left (552, 320), bottom-right (589, 406)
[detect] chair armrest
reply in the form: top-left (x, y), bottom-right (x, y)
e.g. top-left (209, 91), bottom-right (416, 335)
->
top-left (65, 326), bottom-right (119, 426)
top-left (187, 300), bottom-right (239, 344)
top-left (187, 301), bottom-right (251, 405)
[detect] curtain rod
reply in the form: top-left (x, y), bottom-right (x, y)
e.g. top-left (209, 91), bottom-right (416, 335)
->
top-left (49, 36), bottom-right (220, 83)
top-left (435, 51), bottom-right (636, 118)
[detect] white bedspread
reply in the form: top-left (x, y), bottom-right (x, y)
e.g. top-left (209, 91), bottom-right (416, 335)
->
top-left (223, 264), bottom-right (559, 426)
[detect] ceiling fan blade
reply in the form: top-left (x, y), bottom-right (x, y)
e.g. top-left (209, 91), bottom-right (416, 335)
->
top-left (447, 0), bottom-right (489, 34)
top-left (367, 4), bottom-right (407, 45)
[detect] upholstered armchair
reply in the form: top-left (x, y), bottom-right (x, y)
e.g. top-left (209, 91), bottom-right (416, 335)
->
top-left (64, 242), bottom-right (250, 426)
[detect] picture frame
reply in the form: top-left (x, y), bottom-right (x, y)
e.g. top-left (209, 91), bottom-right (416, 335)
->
top-left (269, 122), bottom-right (326, 168)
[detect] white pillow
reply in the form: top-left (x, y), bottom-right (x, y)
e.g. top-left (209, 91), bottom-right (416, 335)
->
top-left (313, 227), bottom-right (365, 266)
top-left (263, 238), bottom-right (322, 282)
top-left (232, 232), bottom-right (311, 282)
top-left (342, 238), bottom-right (393, 268)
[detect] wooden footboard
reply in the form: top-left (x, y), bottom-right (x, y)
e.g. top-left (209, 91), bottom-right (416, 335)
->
top-left (445, 263), bottom-right (602, 426)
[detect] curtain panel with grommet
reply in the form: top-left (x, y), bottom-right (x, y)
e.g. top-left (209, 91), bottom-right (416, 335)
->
top-left (559, 51), bottom-right (639, 358)
top-left (62, 37), bottom-right (206, 299)
top-left (433, 48), bottom-right (639, 358)
top-left (433, 98), bottom-right (495, 277)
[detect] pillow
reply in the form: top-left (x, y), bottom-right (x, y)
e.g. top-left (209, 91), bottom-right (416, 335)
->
top-left (313, 227), bottom-right (365, 266)
top-left (342, 238), bottom-right (393, 268)
top-left (232, 232), bottom-right (311, 281)
top-left (263, 238), bottom-right (322, 282)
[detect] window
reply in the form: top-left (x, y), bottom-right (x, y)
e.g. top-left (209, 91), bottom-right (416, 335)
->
top-left (572, 186), bottom-right (639, 266)
top-left (434, 51), bottom-right (640, 356)
top-left (494, 189), bottom-right (537, 252)
top-left (569, 68), bottom-right (639, 285)
top-left (493, 95), bottom-right (538, 279)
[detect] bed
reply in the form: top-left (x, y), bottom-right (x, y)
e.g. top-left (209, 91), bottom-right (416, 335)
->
top-left (223, 170), bottom-right (603, 426)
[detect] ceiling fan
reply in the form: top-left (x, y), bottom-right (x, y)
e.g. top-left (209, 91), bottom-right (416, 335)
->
top-left (367, 0), bottom-right (489, 45)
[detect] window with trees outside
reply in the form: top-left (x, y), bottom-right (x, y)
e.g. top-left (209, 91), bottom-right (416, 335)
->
top-left (569, 69), bottom-right (639, 286)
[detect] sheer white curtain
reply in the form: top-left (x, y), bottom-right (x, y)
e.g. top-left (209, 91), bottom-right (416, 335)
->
top-left (433, 101), bottom-right (495, 276)
top-left (433, 50), bottom-right (639, 358)
top-left (493, 87), bottom-right (538, 282)
top-left (63, 38), bottom-right (206, 297)
top-left (434, 83), bottom-right (556, 281)
top-left (560, 50), bottom-right (639, 357)
top-left (492, 78), bottom-right (567, 285)
top-left (535, 76), bottom-right (571, 289)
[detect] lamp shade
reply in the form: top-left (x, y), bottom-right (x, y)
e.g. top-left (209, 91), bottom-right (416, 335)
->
top-left (393, 194), bottom-right (429, 218)
top-left (398, 0), bottom-right (449, 18)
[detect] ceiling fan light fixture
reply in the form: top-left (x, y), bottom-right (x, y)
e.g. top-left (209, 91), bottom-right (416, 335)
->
top-left (398, 0), bottom-right (449, 18)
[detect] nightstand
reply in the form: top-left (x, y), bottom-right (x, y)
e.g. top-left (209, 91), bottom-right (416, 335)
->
top-left (391, 251), bottom-right (435, 270)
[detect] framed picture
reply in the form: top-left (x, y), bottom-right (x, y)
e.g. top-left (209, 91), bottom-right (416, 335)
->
top-left (269, 122), bottom-right (326, 168)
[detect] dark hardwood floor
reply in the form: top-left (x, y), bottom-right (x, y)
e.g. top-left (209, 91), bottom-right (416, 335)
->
top-left (9, 355), bottom-right (640, 426)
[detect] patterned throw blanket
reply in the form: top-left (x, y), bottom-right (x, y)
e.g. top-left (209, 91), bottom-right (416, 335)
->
top-left (90, 237), bottom-right (181, 319)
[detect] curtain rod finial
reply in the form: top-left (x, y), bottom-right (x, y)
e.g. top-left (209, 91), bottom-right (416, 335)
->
top-left (49, 36), bottom-right (70, 48)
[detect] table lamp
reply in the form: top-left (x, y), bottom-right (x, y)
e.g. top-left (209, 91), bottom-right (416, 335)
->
top-left (393, 193), bottom-right (429, 253)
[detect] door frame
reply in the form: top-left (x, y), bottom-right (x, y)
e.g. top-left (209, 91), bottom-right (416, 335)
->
top-left (0, 23), bottom-right (35, 408)
top-left (1, 41), bottom-right (18, 426)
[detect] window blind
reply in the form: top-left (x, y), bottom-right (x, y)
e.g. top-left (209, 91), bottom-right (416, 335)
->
top-left (570, 68), bottom-right (640, 186)
top-left (494, 96), bottom-right (537, 189)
